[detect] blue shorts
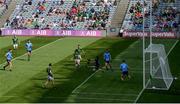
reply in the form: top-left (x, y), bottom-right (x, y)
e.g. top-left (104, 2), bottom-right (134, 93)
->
top-left (122, 71), bottom-right (128, 76)
top-left (105, 60), bottom-right (110, 64)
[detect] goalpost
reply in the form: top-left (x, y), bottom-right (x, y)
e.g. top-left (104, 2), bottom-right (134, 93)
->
top-left (142, 0), bottom-right (174, 90)
top-left (144, 44), bottom-right (174, 90)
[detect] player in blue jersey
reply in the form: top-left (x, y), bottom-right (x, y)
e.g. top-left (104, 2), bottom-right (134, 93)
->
top-left (104, 49), bottom-right (112, 71)
top-left (3, 49), bottom-right (13, 71)
top-left (25, 40), bottom-right (32, 61)
top-left (43, 63), bottom-right (54, 88)
top-left (120, 60), bottom-right (130, 80)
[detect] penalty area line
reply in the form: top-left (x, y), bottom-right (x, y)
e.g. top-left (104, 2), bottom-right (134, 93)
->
top-left (72, 69), bottom-right (100, 93)
top-left (72, 40), bottom-right (140, 94)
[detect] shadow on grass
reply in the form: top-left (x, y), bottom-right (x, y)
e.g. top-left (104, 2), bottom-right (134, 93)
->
top-left (0, 37), bottom-right (60, 65)
top-left (0, 68), bottom-right (5, 71)
top-left (0, 38), bottom-right (137, 103)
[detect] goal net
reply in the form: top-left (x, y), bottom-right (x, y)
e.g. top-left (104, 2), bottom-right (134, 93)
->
top-left (144, 44), bottom-right (173, 90)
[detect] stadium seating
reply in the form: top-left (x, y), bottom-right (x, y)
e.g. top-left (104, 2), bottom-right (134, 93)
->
top-left (0, 0), bottom-right (11, 17)
top-left (121, 0), bottom-right (179, 32)
top-left (3, 0), bottom-right (117, 30)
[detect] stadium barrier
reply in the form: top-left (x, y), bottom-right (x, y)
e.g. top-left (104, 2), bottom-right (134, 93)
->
top-left (107, 27), bottom-right (121, 37)
top-left (123, 31), bottom-right (177, 38)
top-left (1, 29), bottom-right (106, 37)
top-left (0, 29), bottom-right (2, 36)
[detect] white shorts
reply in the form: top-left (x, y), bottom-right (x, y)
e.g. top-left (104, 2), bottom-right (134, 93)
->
top-left (75, 59), bottom-right (80, 64)
top-left (13, 44), bottom-right (18, 47)
top-left (48, 75), bottom-right (54, 81)
top-left (78, 55), bottom-right (82, 60)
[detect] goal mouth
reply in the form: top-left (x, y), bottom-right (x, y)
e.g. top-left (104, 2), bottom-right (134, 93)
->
top-left (144, 44), bottom-right (174, 90)
top-left (145, 77), bottom-right (174, 90)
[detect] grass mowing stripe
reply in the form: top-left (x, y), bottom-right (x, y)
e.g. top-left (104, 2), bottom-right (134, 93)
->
top-left (0, 37), bottom-right (62, 96)
top-left (0, 95), bottom-right (134, 102)
top-left (137, 40), bottom-right (180, 103)
top-left (0, 36), bottom-right (31, 49)
top-left (67, 40), bottom-right (177, 103)
top-left (0, 37), bottom-right (99, 103)
top-left (65, 39), bottom-right (138, 103)
top-left (72, 40), bottom-right (140, 94)
top-left (71, 39), bottom-right (142, 103)
top-left (72, 69), bottom-right (100, 93)
top-left (167, 40), bottom-right (179, 55)
top-left (0, 38), bottom-right (136, 103)
top-left (73, 92), bottom-right (138, 96)
top-left (135, 40), bottom-right (179, 103)
top-left (0, 37), bottom-right (60, 65)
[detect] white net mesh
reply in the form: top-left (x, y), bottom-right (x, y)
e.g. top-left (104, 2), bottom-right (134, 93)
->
top-left (144, 44), bottom-right (173, 90)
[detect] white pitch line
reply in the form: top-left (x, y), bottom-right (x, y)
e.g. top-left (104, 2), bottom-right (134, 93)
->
top-left (73, 91), bottom-right (138, 96)
top-left (166, 40), bottom-right (179, 56)
top-left (0, 38), bottom-right (63, 67)
top-left (134, 87), bottom-right (145, 103)
top-left (134, 40), bottom-right (179, 103)
top-left (72, 69), bottom-right (100, 93)
top-left (71, 40), bottom-right (140, 94)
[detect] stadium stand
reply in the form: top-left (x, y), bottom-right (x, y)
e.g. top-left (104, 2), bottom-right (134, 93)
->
top-left (0, 0), bottom-right (11, 17)
top-left (121, 0), bottom-right (179, 32)
top-left (3, 0), bottom-right (117, 30)
top-left (111, 0), bottom-right (129, 28)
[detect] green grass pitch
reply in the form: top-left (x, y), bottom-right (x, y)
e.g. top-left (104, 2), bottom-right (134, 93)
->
top-left (0, 36), bottom-right (179, 103)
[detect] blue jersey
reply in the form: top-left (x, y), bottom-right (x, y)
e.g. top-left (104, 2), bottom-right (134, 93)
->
top-left (6, 52), bottom-right (13, 60)
top-left (26, 42), bottom-right (32, 51)
top-left (120, 63), bottom-right (128, 72)
top-left (104, 52), bottom-right (111, 61)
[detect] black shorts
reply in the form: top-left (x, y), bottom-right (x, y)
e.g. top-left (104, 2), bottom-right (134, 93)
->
top-left (27, 50), bottom-right (32, 53)
top-left (7, 59), bottom-right (11, 63)
top-left (95, 64), bottom-right (100, 69)
top-left (122, 71), bottom-right (128, 76)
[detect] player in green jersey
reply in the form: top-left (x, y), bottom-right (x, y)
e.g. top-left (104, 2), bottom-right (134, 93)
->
top-left (12, 35), bottom-right (19, 50)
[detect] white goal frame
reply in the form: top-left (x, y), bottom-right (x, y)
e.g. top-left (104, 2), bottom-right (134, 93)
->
top-left (142, 0), bottom-right (174, 90)
top-left (144, 44), bottom-right (174, 90)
